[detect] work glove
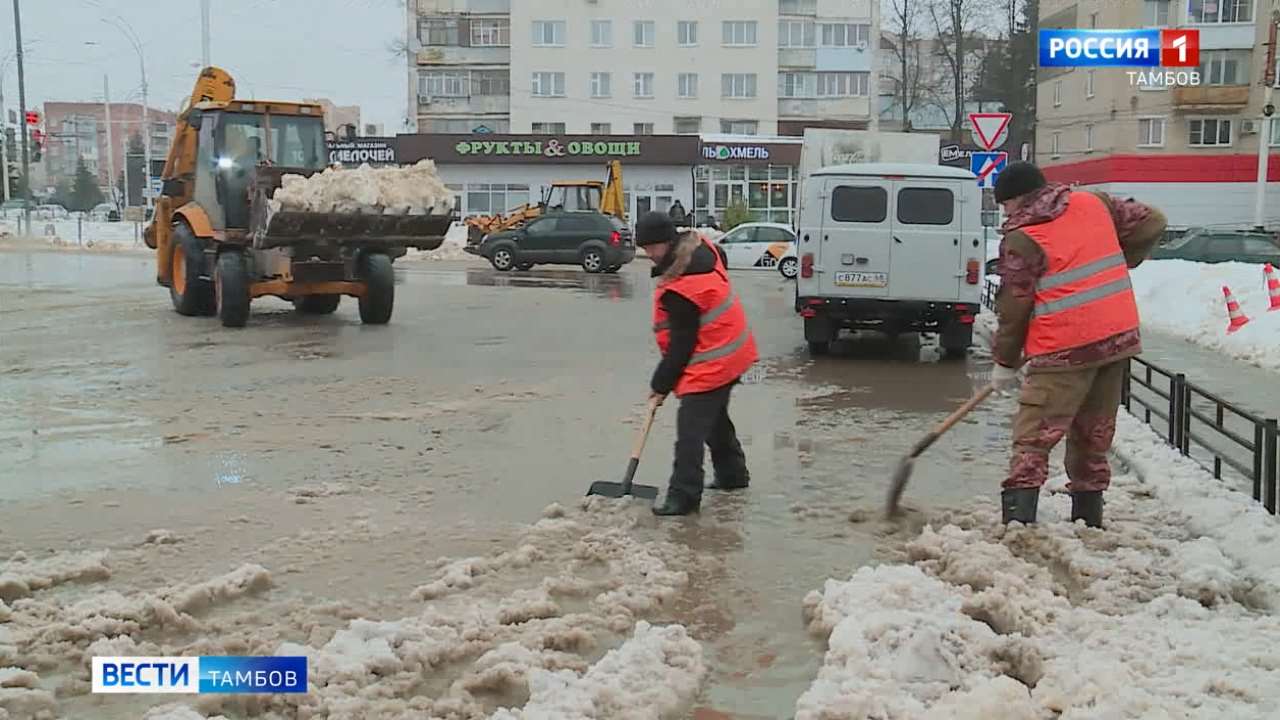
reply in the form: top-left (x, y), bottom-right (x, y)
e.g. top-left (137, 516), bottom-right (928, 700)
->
top-left (991, 364), bottom-right (1021, 393)
top-left (648, 391), bottom-right (668, 408)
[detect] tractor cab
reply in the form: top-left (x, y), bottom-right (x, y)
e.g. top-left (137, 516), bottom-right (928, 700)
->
top-left (542, 182), bottom-right (605, 213)
top-left (184, 103), bottom-right (327, 232)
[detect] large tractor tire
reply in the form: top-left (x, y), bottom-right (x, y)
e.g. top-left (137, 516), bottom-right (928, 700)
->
top-left (169, 223), bottom-right (215, 317)
top-left (215, 250), bottom-right (251, 328)
top-left (294, 295), bottom-right (341, 315)
top-left (358, 253), bottom-right (395, 325)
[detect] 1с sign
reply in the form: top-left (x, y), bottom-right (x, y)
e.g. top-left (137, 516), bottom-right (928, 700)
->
top-left (328, 140), bottom-right (396, 166)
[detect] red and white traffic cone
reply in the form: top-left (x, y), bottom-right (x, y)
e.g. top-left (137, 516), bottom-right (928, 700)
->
top-left (1223, 285), bottom-right (1250, 333)
top-left (1265, 263), bottom-right (1280, 312)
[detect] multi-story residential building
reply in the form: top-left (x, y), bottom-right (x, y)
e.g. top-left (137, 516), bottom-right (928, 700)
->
top-left (41, 102), bottom-right (177, 201)
top-left (407, 0), bottom-right (878, 136)
top-left (304, 98), bottom-right (363, 136)
top-left (1036, 0), bottom-right (1280, 229)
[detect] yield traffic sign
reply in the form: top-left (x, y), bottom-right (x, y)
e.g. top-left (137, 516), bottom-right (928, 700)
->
top-left (969, 112), bottom-right (1012, 151)
top-left (971, 151), bottom-right (1008, 188)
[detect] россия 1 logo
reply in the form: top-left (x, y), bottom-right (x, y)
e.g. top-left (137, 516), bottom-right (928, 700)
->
top-left (1039, 28), bottom-right (1201, 87)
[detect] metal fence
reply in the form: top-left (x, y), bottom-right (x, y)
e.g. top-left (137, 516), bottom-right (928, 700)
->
top-left (981, 276), bottom-right (1280, 514)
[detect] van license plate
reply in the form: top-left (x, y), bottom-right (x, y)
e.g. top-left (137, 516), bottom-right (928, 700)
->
top-left (834, 271), bottom-right (888, 288)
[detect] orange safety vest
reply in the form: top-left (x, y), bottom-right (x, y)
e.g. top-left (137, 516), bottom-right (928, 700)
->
top-left (653, 240), bottom-right (759, 396)
top-left (1020, 191), bottom-right (1140, 358)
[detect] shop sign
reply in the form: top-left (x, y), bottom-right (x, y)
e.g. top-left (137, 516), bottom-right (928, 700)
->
top-left (939, 143), bottom-right (987, 168)
top-left (454, 138), bottom-right (643, 159)
top-left (702, 144), bottom-right (771, 161)
top-left (328, 138), bottom-right (397, 165)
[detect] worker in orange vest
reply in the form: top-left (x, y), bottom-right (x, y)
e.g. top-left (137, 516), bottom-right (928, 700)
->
top-left (635, 212), bottom-right (759, 516)
top-left (991, 162), bottom-right (1166, 528)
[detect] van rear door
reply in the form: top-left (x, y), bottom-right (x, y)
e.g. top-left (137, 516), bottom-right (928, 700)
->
top-left (816, 178), bottom-right (893, 299)
top-left (887, 182), bottom-right (965, 302)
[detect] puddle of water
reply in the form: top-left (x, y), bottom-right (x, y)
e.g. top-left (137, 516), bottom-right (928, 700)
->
top-left (464, 268), bottom-right (634, 299)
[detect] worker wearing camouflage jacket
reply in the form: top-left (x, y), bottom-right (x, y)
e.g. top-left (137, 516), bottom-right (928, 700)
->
top-left (991, 162), bottom-right (1166, 528)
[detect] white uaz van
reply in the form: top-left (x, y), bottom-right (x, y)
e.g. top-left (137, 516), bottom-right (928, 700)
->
top-left (794, 163), bottom-right (985, 357)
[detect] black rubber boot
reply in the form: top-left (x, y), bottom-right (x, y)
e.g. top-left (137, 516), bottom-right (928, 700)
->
top-left (1070, 491), bottom-right (1104, 529)
top-left (1000, 488), bottom-right (1039, 525)
top-left (652, 492), bottom-right (700, 517)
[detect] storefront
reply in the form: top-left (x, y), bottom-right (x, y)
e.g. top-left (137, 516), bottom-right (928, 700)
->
top-left (396, 134), bottom-right (700, 222)
top-left (693, 138), bottom-right (803, 228)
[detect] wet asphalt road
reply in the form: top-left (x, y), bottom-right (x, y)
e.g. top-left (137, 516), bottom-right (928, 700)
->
top-left (2, 249), bottom-right (1015, 717)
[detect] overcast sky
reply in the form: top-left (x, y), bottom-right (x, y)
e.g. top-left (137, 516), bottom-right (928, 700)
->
top-left (0, 0), bottom-right (408, 130)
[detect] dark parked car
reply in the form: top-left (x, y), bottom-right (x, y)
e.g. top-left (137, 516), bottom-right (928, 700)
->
top-left (1151, 230), bottom-right (1280, 265)
top-left (471, 212), bottom-right (635, 273)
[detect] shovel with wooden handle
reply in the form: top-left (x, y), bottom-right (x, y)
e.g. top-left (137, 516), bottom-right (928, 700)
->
top-left (587, 397), bottom-right (662, 503)
top-left (886, 385), bottom-right (996, 519)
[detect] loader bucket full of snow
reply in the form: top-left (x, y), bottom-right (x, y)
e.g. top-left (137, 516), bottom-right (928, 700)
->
top-left (250, 162), bottom-right (455, 251)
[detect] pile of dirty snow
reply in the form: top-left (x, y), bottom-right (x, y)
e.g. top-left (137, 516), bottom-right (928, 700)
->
top-left (270, 160), bottom-right (453, 215)
top-left (404, 221), bottom-right (474, 262)
top-left (795, 417), bottom-right (1280, 719)
top-left (1130, 260), bottom-right (1278, 372)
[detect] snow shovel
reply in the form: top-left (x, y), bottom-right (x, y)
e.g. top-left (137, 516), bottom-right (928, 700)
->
top-left (587, 397), bottom-right (662, 503)
top-left (886, 385), bottom-right (995, 519)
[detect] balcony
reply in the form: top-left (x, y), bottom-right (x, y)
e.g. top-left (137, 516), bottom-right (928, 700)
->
top-left (1172, 84), bottom-right (1251, 110)
top-left (417, 94), bottom-right (510, 115)
top-left (779, 96), bottom-right (871, 120)
top-left (416, 46), bottom-right (509, 66)
top-left (1193, 23), bottom-right (1256, 50)
top-left (778, 48), bottom-right (816, 68)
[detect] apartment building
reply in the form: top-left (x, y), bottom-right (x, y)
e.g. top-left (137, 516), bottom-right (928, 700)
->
top-left (41, 102), bottom-right (177, 200)
top-left (1036, 0), bottom-right (1280, 229)
top-left (407, 0), bottom-right (878, 136)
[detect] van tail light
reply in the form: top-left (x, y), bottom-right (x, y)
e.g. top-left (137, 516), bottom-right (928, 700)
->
top-left (610, 231), bottom-right (621, 246)
top-left (965, 259), bottom-right (980, 285)
top-left (800, 253), bottom-right (814, 279)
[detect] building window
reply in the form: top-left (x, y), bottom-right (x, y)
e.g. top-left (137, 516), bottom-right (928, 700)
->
top-left (420, 18), bottom-right (460, 46)
top-left (1053, 80), bottom-right (1062, 106)
top-left (1270, 118), bottom-right (1280, 146)
top-left (1199, 50), bottom-right (1248, 85)
top-left (472, 70), bottom-right (509, 96)
top-left (590, 72), bottom-right (611, 98)
top-left (1051, 131), bottom-right (1061, 158)
top-left (678, 73), bottom-right (699, 98)
top-left (419, 71), bottom-right (467, 98)
top-left (531, 122), bottom-right (566, 135)
top-left (1085, 124), bottom-right (1094, 152)
top-left (1143, 0), bottom-right (1171, 26)
top-left (591, 122), bottom-right (612, 134)
top-left (465, 183), bottom-right (529, 215)
top-left (779, 20), bottom-right (816, 48)
top-left (721, 119), bottom-right (758, 135)
top-left (634, 72), bottom-right (655, 98)
top-left (678, 20), bottom-right (698, 46)
top-left (779, 0), bottom-right (817, 14)
top-left (779, 72), bottom-right (816, 98)
top-left (722, 73), bottom-right (758, 98)
top-left (1138, 117), bottom-right (1166, 147)
top-left (1188, 0), bottom-right (1252, 23)
top-left (531, 72), bottom-right (566, 97)
top-left (471, 19), bottom-right (510, 47)
top-left (674, 117), bottom-right (701, 134)
top-left (532, 20), bottom-right (566, 47)
top-left (1189, 117), bottom-right (1233, 146)
top-left (634, 20), bottom-right (655, 47)
top-left (634, 123), bottom-right (655, 135)
top-left (817, 72), bottom-right (870, 97)
top-left (590, 19), bottom-right (612, 47)
top-left (722, 21), bottom-right (758, 46)
top-left (820, 23), bottom-right (870, 47)
top-left (1086, 70), bottom-right (1095, 98)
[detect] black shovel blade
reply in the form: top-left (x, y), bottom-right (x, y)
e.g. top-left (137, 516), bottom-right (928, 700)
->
top-left (586, 481), bottom-right (660, 501)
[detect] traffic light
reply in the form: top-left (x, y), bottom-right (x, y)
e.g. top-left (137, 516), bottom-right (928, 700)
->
top-left (24, 110), bottom-right (39, 126)
top-left (29, 128), bottom-right (42, 162)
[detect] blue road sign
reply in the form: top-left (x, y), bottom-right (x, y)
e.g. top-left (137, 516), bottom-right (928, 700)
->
top-left (971, 152), bottom-right (1009, 188)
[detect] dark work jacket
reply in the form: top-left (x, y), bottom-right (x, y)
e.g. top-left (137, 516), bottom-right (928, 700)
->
top-left (650, 241), bottom-right (729, 395)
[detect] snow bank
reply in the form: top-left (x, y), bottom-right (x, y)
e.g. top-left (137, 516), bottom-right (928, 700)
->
top-left (403, 221), bottom-right (474, 263)
top-left (797, 441), bottom-right (1280, 718)
top-left (1130, 260), bottom-right (1279, 372)
top-left (0, 218), bottom-right (143, 250)
top-left (271, 160), bottom-right (453, 215)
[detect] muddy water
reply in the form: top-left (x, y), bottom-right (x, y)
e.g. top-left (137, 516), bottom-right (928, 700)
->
top-left (1, 250), bottom-right (1013, 718)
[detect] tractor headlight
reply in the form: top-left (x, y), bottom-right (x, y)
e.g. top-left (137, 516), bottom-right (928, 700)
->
top-left (217, 157), bottom-right (234, 169)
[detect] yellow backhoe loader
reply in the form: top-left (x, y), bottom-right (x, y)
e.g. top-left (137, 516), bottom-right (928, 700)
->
top-left (463, 160), bottom-right (625, 246)
top-left (145, 67), bottom-right (452, 327)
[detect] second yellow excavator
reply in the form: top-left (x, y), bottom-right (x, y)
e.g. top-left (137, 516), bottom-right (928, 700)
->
top-left (463, 160), bottom-right (625, 245)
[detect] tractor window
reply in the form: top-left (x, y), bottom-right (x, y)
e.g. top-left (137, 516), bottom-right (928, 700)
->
top-left (219, 114), bottom-right (267, 170)
top-left (268, 115), bottom-right (326, 169)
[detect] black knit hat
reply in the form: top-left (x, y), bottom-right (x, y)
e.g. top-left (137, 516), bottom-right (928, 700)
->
top-left (635, 211), bottom-right (678, 247)
top-left (993, 161), bottom-right (1047, 203)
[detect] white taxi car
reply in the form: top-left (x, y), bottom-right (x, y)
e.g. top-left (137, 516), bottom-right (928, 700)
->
top-left (711, 222), bottom-right (799, 278)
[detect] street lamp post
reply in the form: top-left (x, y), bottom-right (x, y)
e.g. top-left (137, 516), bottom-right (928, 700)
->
top-left (106, 17), bottom-right (152, 213)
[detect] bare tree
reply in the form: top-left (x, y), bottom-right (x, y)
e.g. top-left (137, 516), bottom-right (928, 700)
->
top-left (928, 0), bottom-right (992, 140)
top-left (884, 0), bottom-right (926, 131)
